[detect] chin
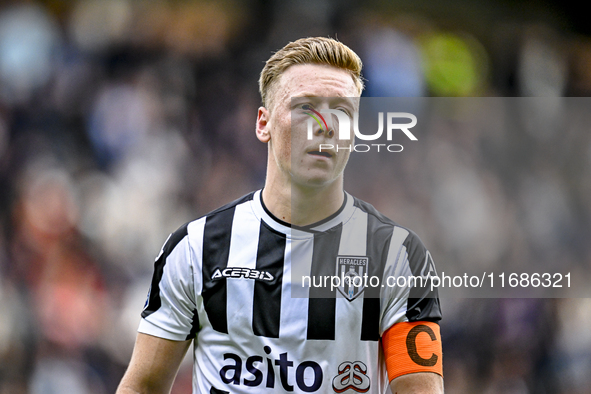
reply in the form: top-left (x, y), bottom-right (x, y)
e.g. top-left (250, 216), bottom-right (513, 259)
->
top-left (291, 174), bottom-right (338, 190)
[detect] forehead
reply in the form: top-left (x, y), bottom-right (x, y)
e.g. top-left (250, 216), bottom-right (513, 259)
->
top-left (275, 64), bottom-right (359, 103)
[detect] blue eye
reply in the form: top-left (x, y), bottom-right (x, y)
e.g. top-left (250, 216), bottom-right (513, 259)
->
top-left (302, 104), bottom-right (312, 110)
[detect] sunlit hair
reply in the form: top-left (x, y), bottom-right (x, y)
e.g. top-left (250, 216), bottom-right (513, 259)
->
top-left (259, 37), bottom-right (364, 109)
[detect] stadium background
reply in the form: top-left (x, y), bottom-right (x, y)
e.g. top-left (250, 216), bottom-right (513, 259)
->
top-left (0, 0), bottom-right (590, 393)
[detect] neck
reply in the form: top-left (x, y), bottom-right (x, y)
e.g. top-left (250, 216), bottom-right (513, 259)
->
top-left (262, 180), bottom-right (345, 227)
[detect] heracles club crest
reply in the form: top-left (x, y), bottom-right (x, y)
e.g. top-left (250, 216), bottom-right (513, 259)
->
top-left (335, 256), bottom-right (369, 301)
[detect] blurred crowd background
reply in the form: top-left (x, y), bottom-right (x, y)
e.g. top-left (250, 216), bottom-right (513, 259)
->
top-left (0, 0), bottom-right (590, 393)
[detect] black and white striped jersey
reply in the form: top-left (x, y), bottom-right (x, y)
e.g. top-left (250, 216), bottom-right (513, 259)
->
top-left (139, 189), bottom-right (441, 394)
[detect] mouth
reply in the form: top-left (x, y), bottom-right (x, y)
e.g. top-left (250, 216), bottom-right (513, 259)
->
top-left (307, 150), bottom-right (333, 158)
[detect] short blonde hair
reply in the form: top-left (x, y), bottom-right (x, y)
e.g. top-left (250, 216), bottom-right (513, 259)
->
top-left (259, 37), bottom-right (364, 109)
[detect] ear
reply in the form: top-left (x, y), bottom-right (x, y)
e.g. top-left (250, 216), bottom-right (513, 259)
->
top-left (256, 106), bottom-right (271, 143)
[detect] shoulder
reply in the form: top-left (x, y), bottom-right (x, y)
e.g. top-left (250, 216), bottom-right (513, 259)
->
top-left (350, 194), bottom-right (433, 278)
top-left (201, 191), bottom-right (257, 218)
top-left (351, 195), bottom-right (425, 246)
top-left (162, 191), bottom-right (257, 253)
top-left (351, 195), bottom-right (397, 227)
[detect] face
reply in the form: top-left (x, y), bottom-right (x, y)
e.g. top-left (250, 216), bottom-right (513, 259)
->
top-left (257, 64), bottom-right (360, 190)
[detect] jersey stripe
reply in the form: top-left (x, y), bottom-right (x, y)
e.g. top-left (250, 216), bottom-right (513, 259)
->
top-left (252, 222), bottom-right (286, 338)
top-left (225, 202), bottom-right (260, 339)
top-left (361, 213), bottom-right (393, 341)
top-left (279, 236), bottom-right (312, 341)
top-left (202, 207), bottom-right (236, 334)
top-left (142, 223), bottom-right (189, 318)
top-left (306, 224), bottom-right (343, 340)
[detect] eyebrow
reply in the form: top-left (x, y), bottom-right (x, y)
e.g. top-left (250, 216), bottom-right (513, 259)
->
top-left (291, 94), bottom-right (320, 100)
top-left (291, 96), bottom-right (358, 107)
top-left (292, 94), bottom-right (356, 99)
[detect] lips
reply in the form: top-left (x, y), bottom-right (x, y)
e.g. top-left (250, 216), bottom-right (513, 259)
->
top-left (308, 150), bottom-right (333, 158)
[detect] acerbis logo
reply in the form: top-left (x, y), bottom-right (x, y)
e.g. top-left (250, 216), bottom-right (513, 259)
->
top-left (332, 361), bottom-right (371, 393)
top-left (303, 106), bottom-right (417, 153)
top-left (212, 267), bottom-right (274, 282)
top-left (219, 346), bottom-right (323, 392)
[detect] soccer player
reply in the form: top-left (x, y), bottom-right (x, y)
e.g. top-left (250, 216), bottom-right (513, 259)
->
top-left (117, 37), bottom-right (443, 394)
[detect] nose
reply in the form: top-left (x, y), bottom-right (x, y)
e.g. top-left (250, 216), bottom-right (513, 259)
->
top-left (314, 125), bottom-right (333, 137)
top-left (312, 115), bottom-right (334, 138)
top-left (324, 127), bottom-right (334, 138)
top-left (324, 113), bottom-right (337, 138)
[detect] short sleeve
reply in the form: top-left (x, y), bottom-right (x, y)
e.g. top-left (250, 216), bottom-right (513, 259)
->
top-left (139, 223), bottom-right (199, 341)
top-left (380, 227), bottom-right (442, 335)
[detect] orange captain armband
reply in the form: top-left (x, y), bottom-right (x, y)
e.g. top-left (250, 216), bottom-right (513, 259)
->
top-left (382, 321), bottom-right (443, 382)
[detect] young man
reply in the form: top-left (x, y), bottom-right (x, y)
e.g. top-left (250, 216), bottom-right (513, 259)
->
top-left (117, 37), bottom-right (443, 394)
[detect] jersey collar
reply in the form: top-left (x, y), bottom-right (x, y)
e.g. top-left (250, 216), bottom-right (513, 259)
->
top-left (251, 189), bottom-right (355, 239)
